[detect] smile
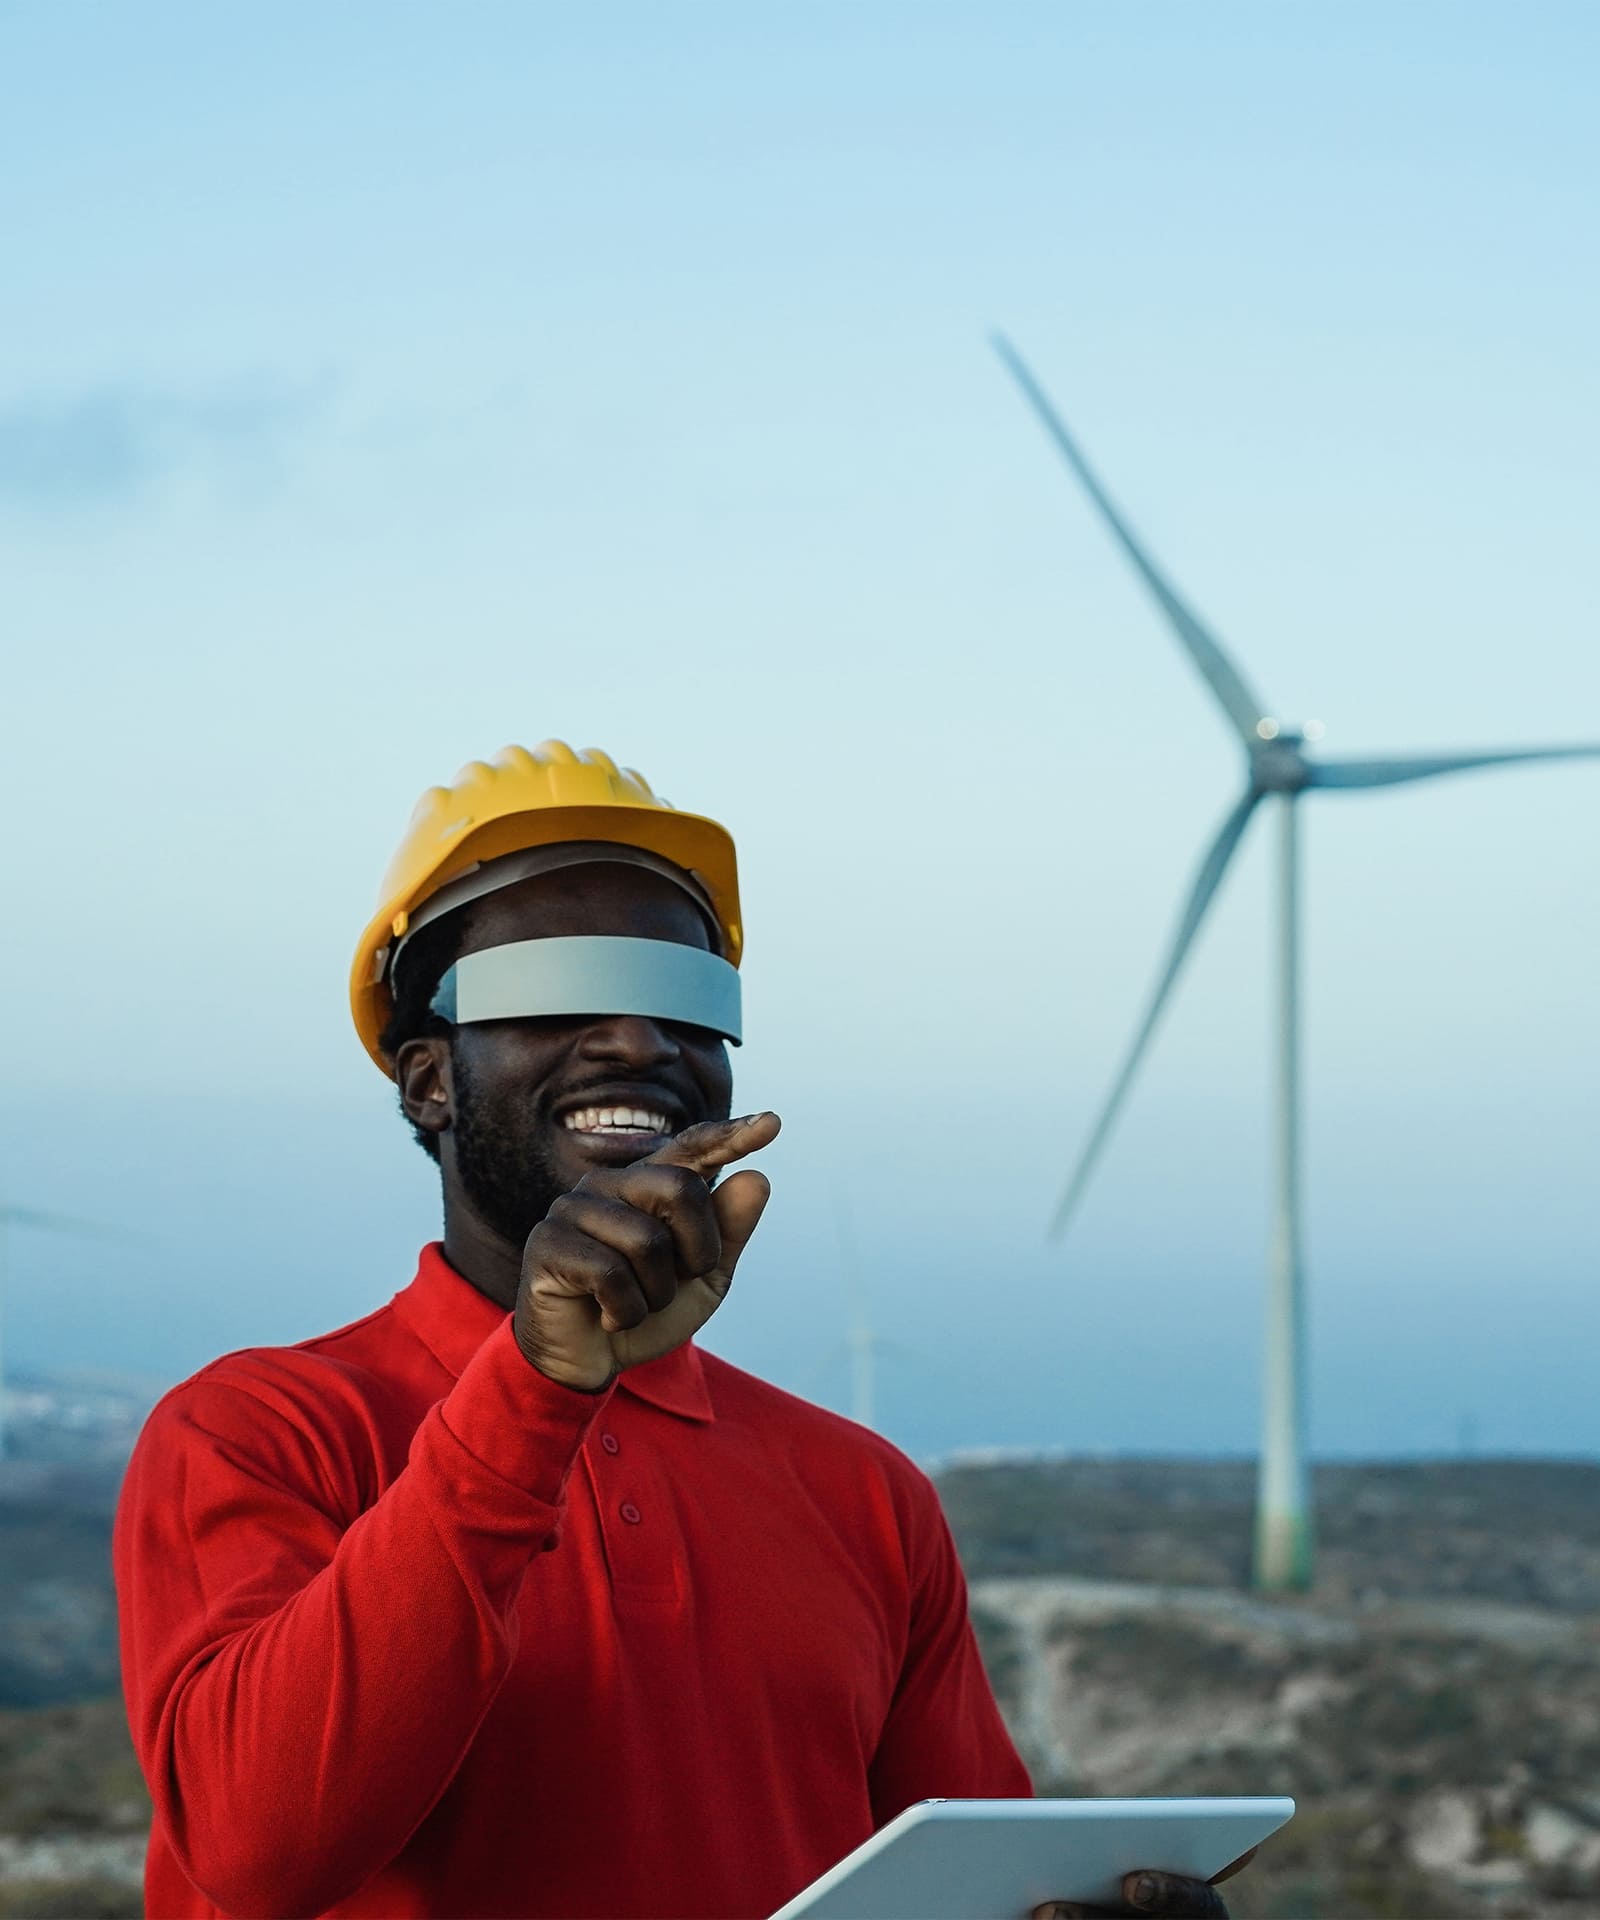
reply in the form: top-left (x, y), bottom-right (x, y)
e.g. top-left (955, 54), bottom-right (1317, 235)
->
top-left (561, 1106), bottom-right (673, 1137)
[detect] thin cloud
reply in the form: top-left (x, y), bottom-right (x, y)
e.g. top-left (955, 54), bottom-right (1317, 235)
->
top-left (0, 374), bottom-right (333, 511)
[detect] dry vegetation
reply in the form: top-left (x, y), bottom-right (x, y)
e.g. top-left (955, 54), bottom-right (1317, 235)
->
top-left (3, 1454), bottom-right (1598, 1916)
top-left (944, 1458), bottom-right (1600, 1919)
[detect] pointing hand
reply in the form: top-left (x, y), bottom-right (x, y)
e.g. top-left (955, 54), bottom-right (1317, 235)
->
top-left (513, 1112), bottom-right (780, 1391)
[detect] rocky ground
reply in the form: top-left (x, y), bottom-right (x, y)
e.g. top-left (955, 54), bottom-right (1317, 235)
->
top-left (2, 1453), bottom-right (1597, 1917)
top-left (0, 1459), bottom-right (144, 1918)
top-left (0, 1697), bottom-right (146, 1918)
top-left (943, 1458), bottom-right (1600, 1919)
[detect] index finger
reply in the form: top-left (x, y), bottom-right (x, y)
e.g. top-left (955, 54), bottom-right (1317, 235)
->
top-left (646, 1111), bottom-right (781, 1177)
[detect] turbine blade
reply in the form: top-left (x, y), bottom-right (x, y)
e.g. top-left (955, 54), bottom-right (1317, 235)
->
top-left (993, 333), bottom-right (1267, 745)
top-left (1050, 788), bottom-right (1262, 1240)
top-left (1309, 745), bottom-right (1600, 790)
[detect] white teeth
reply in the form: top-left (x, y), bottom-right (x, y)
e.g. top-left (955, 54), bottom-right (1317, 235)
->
top-left (561, 1105), bottom-right (671, 1136)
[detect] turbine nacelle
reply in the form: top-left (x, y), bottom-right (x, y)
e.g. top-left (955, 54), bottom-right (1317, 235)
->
top-left (1250, 720), bottom-right (1329, 793)
top-left (1248, 721), bottom-right (1308, 792)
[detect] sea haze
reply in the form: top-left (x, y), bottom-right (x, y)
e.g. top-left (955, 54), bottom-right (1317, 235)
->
top-left (6, 1073), bottom-right (1594, 1464)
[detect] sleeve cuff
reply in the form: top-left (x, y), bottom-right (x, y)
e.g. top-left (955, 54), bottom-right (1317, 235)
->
top-left (435, 1317), bottom-right (615, 1508)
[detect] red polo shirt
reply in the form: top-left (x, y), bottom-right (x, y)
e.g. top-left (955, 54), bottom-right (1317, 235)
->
top-left (114, 1245), bottom-right (1029, 1919)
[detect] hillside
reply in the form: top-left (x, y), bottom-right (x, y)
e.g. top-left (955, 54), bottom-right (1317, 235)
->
top-left (935, 1457), bottom-right (1600, 1610)
top-left (941, 1458), bottom-right (1600, 1919)
top-left (2, 1453), bottom-right (1597, 1916)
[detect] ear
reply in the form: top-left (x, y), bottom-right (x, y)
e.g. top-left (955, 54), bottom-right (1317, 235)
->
top-left (395, 1035), bottom-right (455, 1144)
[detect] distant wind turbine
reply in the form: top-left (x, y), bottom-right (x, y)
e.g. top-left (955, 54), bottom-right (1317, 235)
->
top-left (994, 333), bottom-right (1600, 1592)
top-left (0, 1205), bottom-right (139, 1459)
top-left (795, 1185), bottom-right (904, 1429)
top-left (833, 1186), bottom-right (881, 1428)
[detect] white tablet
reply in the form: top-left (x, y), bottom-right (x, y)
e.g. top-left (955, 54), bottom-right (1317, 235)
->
top-left (770, 1796), bottom-right (1296, 1920)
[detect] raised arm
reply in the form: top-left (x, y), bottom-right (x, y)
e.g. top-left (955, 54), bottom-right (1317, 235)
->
top-left (115, 1114), bottom-right (777, 1918)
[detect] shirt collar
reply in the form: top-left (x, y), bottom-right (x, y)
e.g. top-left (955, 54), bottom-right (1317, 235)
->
top-left (392, 1242), bottom-right (715, 1424)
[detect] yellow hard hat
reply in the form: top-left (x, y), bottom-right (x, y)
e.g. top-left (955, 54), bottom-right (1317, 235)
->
top-left (350, 741), bottom-right (742, 1075)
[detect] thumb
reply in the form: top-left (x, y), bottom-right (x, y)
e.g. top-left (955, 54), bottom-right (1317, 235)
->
top-left (711, 1168), bottom-right (771, 1278)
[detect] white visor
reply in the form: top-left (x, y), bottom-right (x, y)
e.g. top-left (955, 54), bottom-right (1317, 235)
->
top-left (431, 935), bottom-right (742, 1044)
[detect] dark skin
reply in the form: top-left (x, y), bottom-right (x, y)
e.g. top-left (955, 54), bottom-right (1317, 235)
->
top-left (395, 863), bottom-right (1253, 1919)
top-left (1030, 1858), bottom-right (1255, 1920)
top-left (396, 866), bottom-right (777, 1388)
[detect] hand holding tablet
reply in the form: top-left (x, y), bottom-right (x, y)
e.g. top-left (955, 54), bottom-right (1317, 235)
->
top-left (1029, 1853), bottom-right (1258, 1920)
top-left (770, 1797), bottom-right (1295, 1920)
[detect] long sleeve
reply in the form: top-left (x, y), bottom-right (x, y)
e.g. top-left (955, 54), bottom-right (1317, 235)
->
top-left (866, 1481), bottom-right (1033, 1825)
top-left (114, 1318), bottom-right (608, 1919)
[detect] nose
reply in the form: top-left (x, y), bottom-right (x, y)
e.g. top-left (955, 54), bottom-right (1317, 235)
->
top-left (574, 1014), bottom-right (683, 1070)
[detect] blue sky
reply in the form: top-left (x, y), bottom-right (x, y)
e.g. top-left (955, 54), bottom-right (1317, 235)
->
top-left (3, 2), bottom-right (1597, 1459)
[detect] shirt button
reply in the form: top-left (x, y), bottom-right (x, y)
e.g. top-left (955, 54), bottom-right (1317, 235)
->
top-left (619, 1501), bottom-right (642, 1525)
top-left (600, 1432), bottom-right (620, 1455)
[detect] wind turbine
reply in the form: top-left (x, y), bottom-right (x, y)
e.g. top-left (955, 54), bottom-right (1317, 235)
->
top-left (834, 1186), bottom-right (881, 1428)
top-left (796, 1185), bottom-right (902, 1429)
top-left (994, 334), bottom-right (1600, 1592)
top-left (0, 1204), bottom-right (137, 1460)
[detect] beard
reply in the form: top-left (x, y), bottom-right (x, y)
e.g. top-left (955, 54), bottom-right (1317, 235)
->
top-left (448, 1045), bottom-right (571, 1249)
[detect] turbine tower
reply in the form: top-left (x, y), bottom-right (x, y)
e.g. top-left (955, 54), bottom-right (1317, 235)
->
top-left (995, 334), bottom-right (1600, 1591)
top-left (834, 1186), bottom-right (879, 1428)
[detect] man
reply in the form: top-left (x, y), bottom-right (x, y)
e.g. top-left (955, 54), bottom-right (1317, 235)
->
top-left (115, 741), bottom-right (1244, 1920)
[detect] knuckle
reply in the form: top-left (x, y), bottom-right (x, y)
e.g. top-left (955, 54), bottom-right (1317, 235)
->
top-left (679, 1182), bottom-right (718, 1228)
top-left (694, 1232), bottom-right (723, 1276)
top-left (525, 1217), bottom-right (570, 1261)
